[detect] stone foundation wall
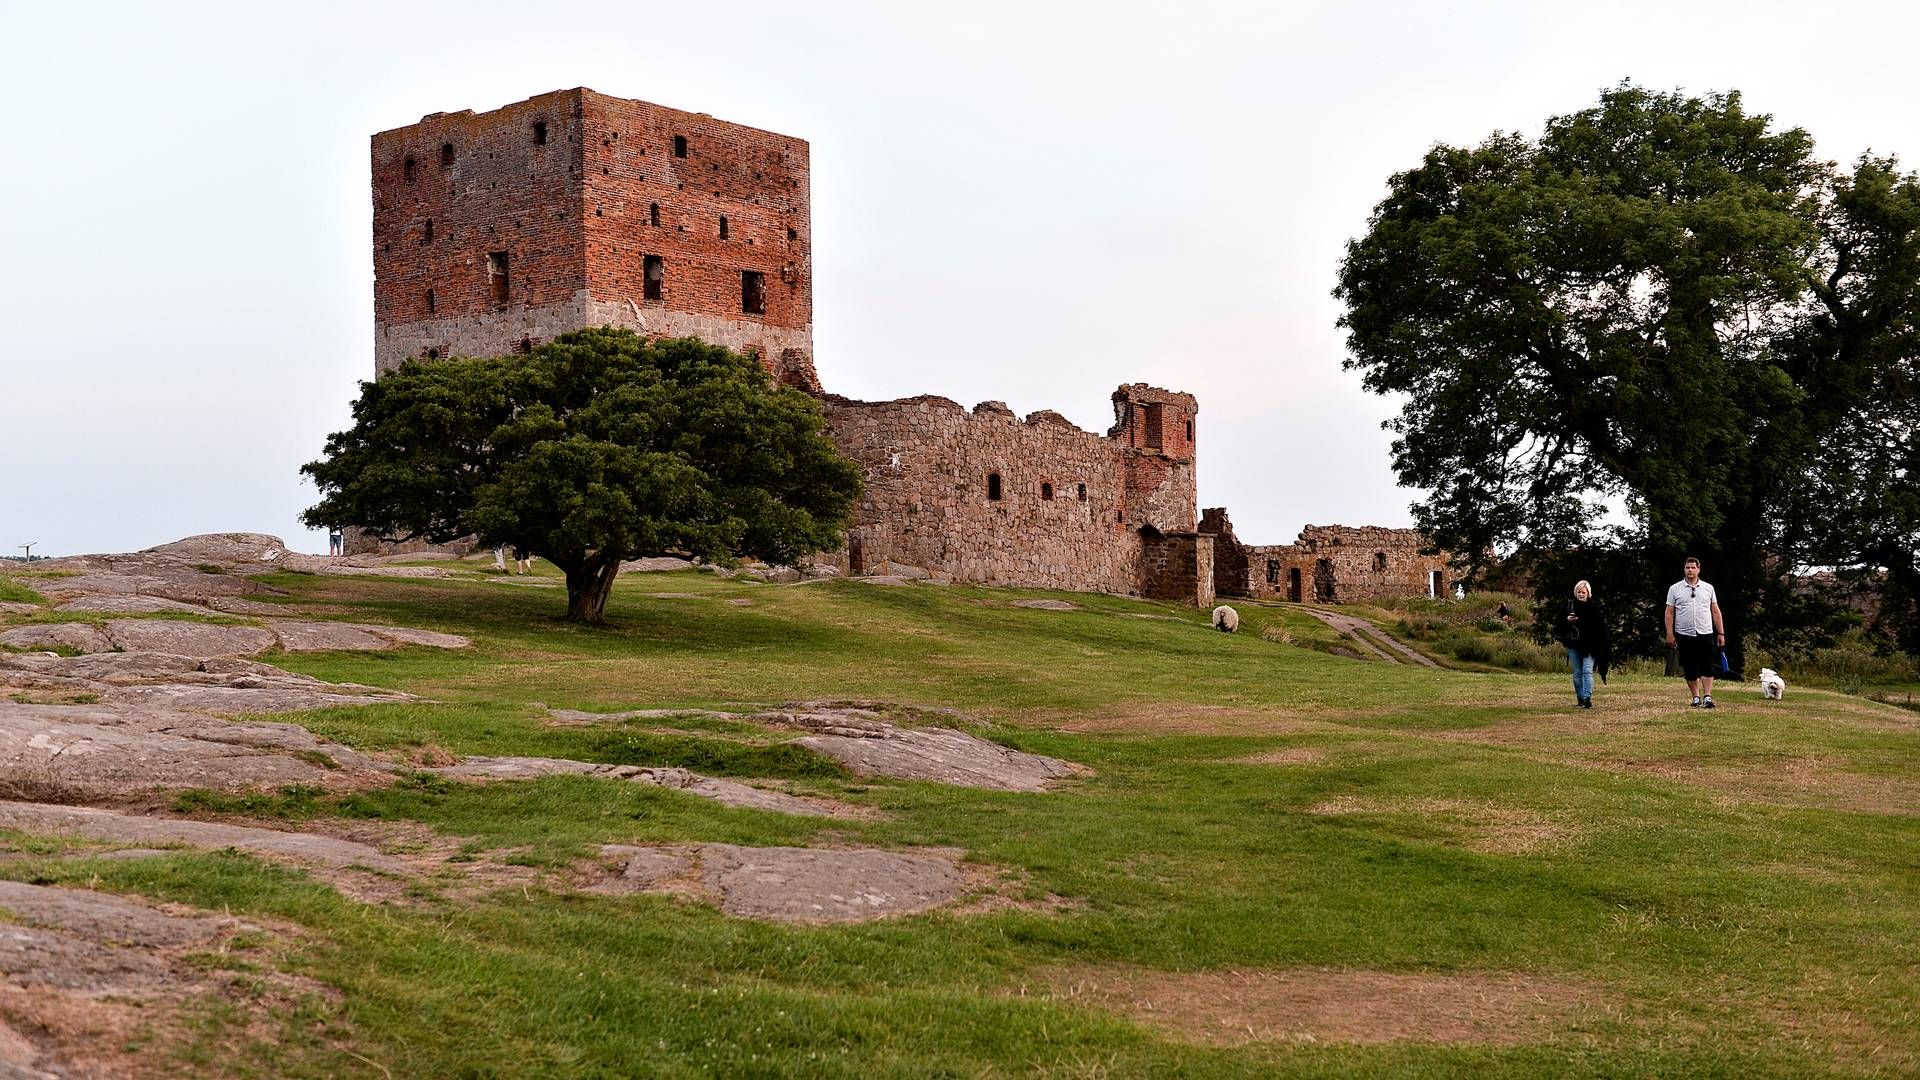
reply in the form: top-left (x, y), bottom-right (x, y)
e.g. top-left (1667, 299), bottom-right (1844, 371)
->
top-left (374, 291), bottom-right (815, 389)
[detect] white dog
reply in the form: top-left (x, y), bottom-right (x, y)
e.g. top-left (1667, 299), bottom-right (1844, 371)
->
top-left (1212, 605), bottom-right (1240, 633)
top-left (1758, 667), bottom-right (1786, 700)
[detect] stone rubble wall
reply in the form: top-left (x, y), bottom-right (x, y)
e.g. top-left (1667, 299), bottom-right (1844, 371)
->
top-left (822, 395), bottom-right (1147, 594)
top-left (1237, 525), bottom-right (1453, 603)
top-left (1197, 508), bottom-right (1250, 599)
top-left (820, 388), bottom-right (1207, 603)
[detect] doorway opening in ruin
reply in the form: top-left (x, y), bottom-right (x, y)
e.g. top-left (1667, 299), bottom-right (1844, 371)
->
top-left (1041, 482), bottom-right (1053, 501)
top-left (1266, 559), bottom-right (1279, 586)
top-left (487, 252), bottom-right (510, 307)
top-left (1374, 551), bottom-right (1388, 572)
top-left (987, 473), bottom-right (1002, 501)
top-left (643, 255), bottom-right (664, 300)
top-left (848, 536), bottom-right (865, 575)
top-left (1428, 570), bottom-right (1443, 598)
top-left (1314, 559), bottom-right (1336, 603)
top-left (1137, 525), bottom-right (1165, 597)
top-left (1287, 567), bottom-right (1302, 603)
top-left (741, 270), bottom-right (766, 314)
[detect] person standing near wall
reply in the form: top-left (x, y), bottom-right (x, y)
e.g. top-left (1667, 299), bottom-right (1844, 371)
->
top-left (1664, 556), bottom-right (1726, 708)
top-left (1554, 580), bottom-right (1610, 708)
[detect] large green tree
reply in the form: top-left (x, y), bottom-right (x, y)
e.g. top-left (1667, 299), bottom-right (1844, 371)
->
top-left (1336, 84), bottom-right (1920, 665)
top-left (303, 328), bottom-right (862, 623)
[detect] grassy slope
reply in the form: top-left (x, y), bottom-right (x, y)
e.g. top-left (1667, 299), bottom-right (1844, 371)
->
top-left (8, 566), bottom-right (1918, 1077)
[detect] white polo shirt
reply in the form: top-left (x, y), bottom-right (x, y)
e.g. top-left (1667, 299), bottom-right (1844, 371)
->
top-left (1666, 579), bottom-right (1717, 636)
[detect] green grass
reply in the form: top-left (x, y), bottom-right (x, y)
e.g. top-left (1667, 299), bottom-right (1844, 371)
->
top-left (7, 568), bottom-right (1918, 1076)
top-left (0, 577), bottom-right (47, 604)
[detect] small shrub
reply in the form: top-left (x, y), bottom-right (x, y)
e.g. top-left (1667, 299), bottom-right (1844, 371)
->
top-left (1452, 639), bottom-right (1494, 663)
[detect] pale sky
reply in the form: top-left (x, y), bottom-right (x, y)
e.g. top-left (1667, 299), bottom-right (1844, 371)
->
top-left (4, 1), bottom-right (1915, 557)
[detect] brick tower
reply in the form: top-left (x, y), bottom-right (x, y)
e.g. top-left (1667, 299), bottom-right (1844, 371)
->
top-left (370, 88), bottom-right (817, 390)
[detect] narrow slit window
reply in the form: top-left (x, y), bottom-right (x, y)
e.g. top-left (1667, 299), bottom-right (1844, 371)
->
top-left (1266, 559), bottom-right (1279, 585)
top-left (1374, 552), bottom-right (1389, 572)
top-left (403, 156), bottom-right (416, 183)
top-left (440, 143), bottom-right (454, 167)
top-left (673, 135), bottom-right (687, 158)
top-left (649, 202), bottom-right (660, 226)
top-left (987, 473), bottom-right (1002, 501)
top-left (1185, 418), bottom-right (1194, 441)
top-left (643, 255), bottom-right (664, 300)
top-left (788, 227), bottom-right (798, 241)
top-left (422, 219), bottom-right (433, 243)
top-left (741, 270), bottom-right (765, 314)
top-left (718, 216), bottom-right (729, 240)
top-left (1041, 482), bottom-right (1054, 501)
top-left (487, 251), bottom-right (510, 307)
top-left (425, 288), bottom-right (435, 315)
top-left (533, 121), bottom-right (548, 146)
top-left (1077, 483), bottom-right (1087, 501)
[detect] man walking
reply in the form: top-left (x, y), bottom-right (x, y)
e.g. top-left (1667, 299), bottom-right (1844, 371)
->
top-left (1664, 556), bottom-right (1726, 708)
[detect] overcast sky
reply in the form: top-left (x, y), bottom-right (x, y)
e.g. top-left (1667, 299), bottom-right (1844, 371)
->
top-left (4, 1), bottom-right (1916, 557)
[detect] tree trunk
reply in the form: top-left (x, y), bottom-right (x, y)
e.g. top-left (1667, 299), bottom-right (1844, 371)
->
top-left (563, 555), bottom-right (622, 624)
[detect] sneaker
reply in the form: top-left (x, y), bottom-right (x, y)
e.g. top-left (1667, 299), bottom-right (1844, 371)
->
top-left (1690, 696), bottom-right (1701, 708)
top-left (1702, 696), bottom-right (1715, 709)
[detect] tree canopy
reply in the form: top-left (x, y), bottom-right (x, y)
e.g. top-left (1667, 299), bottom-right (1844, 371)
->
top-left (303, 328), bottom-right (863, 623)
top-left (1336, 83), bottom-right (1920, 662)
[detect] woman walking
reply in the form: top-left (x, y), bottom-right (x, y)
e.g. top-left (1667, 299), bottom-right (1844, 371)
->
top-left (1553, 580), bottom-right (1611, 708)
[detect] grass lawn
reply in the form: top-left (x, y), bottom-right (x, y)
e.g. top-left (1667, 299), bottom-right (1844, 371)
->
top-left (7, 565), bottom-right (1917, 1077)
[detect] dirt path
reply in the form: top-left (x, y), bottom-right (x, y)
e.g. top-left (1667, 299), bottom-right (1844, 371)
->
top-left (1296, 607), bottom-right (1442, 668)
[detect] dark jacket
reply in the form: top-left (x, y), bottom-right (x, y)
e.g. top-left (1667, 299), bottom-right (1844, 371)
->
top-left (1553, 596), bottom-right (1611, 683)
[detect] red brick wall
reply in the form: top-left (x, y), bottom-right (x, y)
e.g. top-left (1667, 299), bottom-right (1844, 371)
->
top-left (580, 94), bottom-right (810, 341)
top-left (370, 89), bottom-right (815, 387)
top-left (372, 90), bottom-right (587, 334)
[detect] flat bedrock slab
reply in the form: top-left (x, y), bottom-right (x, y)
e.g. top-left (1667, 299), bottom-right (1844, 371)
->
top-left (0, 651), bottom-right (409, 715)
top-left (543, 701), bottom-right (1089, 792)
top-left (428, 757), bottom-right (838, 816)
top-left (619, 557), bottom-right (694, 573)
top-left (0, 800), bottom-right (407, 872)
top-left (0, 880), bottom-right (241, 995)
top-left (102, 620), bottom-right (280, 657)
top-left (761, 705), bottom-right (1088, 792)
top-left (0, 624), bottom-right (116, 653)
top-left (52, 594), bottom-right (210, 615)
top-left (0, 880), bottom-right (223, 948)
top-left (1, 619), bottom-right (468, 659)
top-left (0, 698), bottom-right (394, 797)
top-left (598, 843), bottom-right (966, 922)
top-left (1011, 599), bottom-right (1080, 610)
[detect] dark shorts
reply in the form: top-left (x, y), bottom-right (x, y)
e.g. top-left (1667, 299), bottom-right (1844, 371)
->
top-left (1676, 633), bottom-right (1716, 681)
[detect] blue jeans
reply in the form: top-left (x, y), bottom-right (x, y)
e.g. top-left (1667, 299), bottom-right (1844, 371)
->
top-left (1567, 648), bottom-right (1594, 701)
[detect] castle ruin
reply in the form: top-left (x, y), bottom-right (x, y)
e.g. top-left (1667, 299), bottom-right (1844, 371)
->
top-left (366, 89), bottom-right (1438, 607)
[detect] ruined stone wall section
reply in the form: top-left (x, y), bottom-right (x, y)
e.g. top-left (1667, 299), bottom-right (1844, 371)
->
top-left (1240, 526), bottom-right (1452, 603)
top-left (1141, 533), bottom-right (1216, 607)
top-left (1197, 508), bottom-right (1250, 598)
top-left (821, 395), bottom-right (1150, 593)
